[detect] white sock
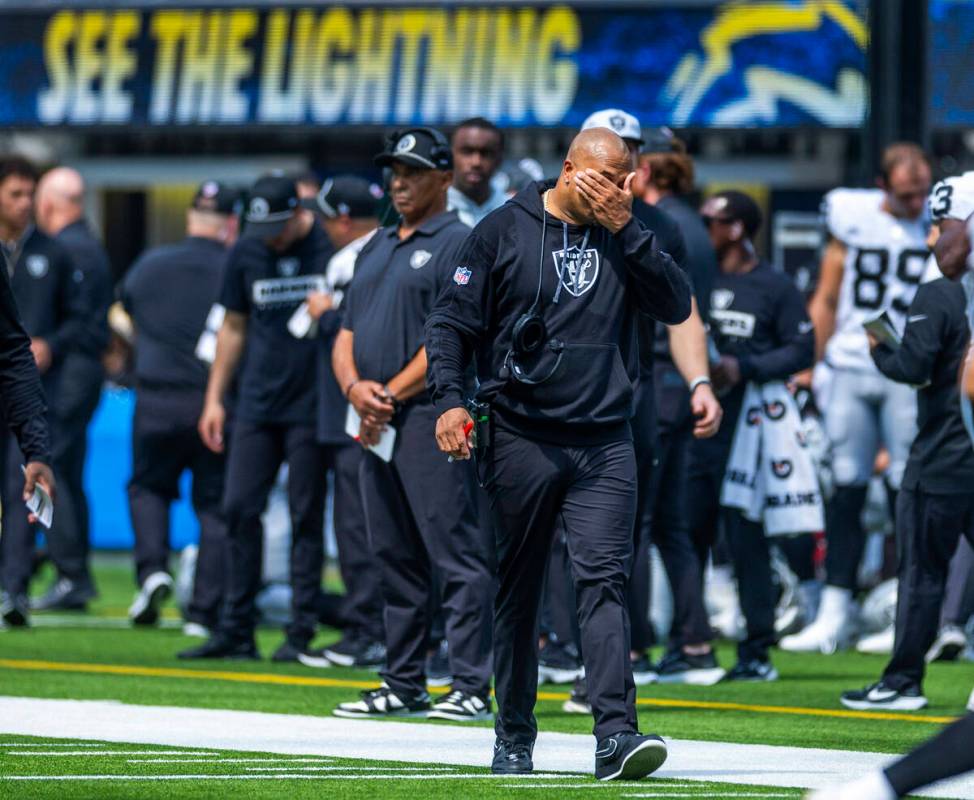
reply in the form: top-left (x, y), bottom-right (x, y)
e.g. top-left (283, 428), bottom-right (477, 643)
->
top-left (816, 585), bottom-right (852, 623)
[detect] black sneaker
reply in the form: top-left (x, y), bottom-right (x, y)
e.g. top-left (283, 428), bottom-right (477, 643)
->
top-left (655, 649), bottom-right (726, 686)
top-left (630, 653), bottom-right (659, 686)
top-left (538, 640), bottom-right (583, 685)
top-left (840, 680), bottom-right (928, 711)
top-left (426, 640), bottom-right (452, 687)
top-left (351, 640), bottom-right (387, 670)
top-left (562, 675), bottom-right (591, 715)
top-left (595, 732), bottom-right (668, 781)
top-left (272, 639), bottom-right (313, 663)
top-left (428, 689), bottom-right (492, 722)
top-left (128, 572), bottom-right (173, 625)
top-left (177, 634), bottom-right (259, 660)
top-left (722, 659), bottom-right (778, 682)
top-left (31, 577), bottom-right (96, 612)
top-left (0, 592), bottom-right (29, 627)
top-left (333, 685), bottom-right (431, 719)
top-left (491, 739), bottom-right (533, 774)
top-left (321, 634), bottom-right (386, 670)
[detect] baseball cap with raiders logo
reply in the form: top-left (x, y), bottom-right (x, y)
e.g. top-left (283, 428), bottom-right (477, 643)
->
top-left (580, 109), bottom-right (644, 145)
top-left (242, 174), bottom-right (299, 240)
top-left (192, 180), bottom-right (241, 215)
top-left (301, 175), bottom-right (384, 219)
top-left (374, 127), bottom-right (453, 171)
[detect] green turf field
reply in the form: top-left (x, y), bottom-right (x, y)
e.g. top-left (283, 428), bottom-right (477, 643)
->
top-left (1, 555), bottom-right (971, 798)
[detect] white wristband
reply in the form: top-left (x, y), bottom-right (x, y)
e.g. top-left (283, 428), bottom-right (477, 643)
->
top-left (689, 376), bottom-right (711, 394)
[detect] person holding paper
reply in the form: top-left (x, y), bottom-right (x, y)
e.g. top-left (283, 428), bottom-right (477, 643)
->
top-left (331, 128), bottom-right (493, 724)
top-left (839, 179), bottom-right (974, 713)
top-left (184, 174), bottom-right (332, 662)
top-left (0, 155), bottom-right (73, 628)
top-left (120, 181), bottom-right (240, 635)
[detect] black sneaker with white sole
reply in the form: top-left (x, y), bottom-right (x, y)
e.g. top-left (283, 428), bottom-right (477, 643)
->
top-left (538, 640), bottom-right (583, 685)
top-left (594, 732), bottom-right (668, 781)
top-left (177, 634), bottom-right (259, 660)
top-left (426, 640), bottom-right (452, 687)
top-left (840, 680), bottom-right (928, 711)
top-left (128, 571), bottom-right (173, 626)
top-left (333, 686), bottom-right (431, 719)
top-left (722, 659), bottom-right (779, 682)
top-left (655, 649), bottom-right (726, 686)
top-left (630, 653), bottom-right (659, 686)
top-left (31, 577), bottom-right (96, 611)
top-left (491, 739), bottom-right (533, 774)
top-left (428, 689), bottom-right (492, 722)
top-left (272, 638), bottom-right (314, 663)
top-left (0, 591), bottom-right (29, 627)
top-left (323, 635), bottom-right (387, 670)
top-left (562, 675), bottom-right (591, 715)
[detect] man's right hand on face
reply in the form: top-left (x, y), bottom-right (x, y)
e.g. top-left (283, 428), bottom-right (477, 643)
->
top-left (435, 407), bottom-right (474, 460)
top-left (349, 380), bottom-right (395, 429)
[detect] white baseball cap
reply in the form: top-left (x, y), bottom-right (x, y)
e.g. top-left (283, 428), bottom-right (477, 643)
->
top-left (580, 109), bottom-right (643, 144)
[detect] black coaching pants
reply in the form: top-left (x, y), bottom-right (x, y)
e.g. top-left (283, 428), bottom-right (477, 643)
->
top-left (221, 420), bottom-right (326, 645)
top-left (328, 443), bottom-right (383, 642)
top-left (883, 487), bottom-right (974, 691)
top-left (128, 392), bottom-right (228, 627)
top-left (360, 401), bottom-right (492, 699)
top-left (489, 427), bottom-right (639, 744)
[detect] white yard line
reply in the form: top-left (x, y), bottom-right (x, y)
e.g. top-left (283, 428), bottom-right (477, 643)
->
top-left (9, 750), bottom-right (215, 756)
top-left (244, 766), bottom-right (467, 772)
top-left (1, 695), bottom-right (972, 798)
top-left (126, 757), bottom-right (334, 764)
top-left (4, 773), bottom-right (579, 782)
top-left (2, 743), bottom-right (106, 748)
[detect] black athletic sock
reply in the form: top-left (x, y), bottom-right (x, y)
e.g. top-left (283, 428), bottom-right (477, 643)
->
top-left (885, 713), bottom-right (974, 796)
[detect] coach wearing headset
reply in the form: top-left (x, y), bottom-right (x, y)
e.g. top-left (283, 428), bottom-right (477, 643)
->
top-left (331, 128), bottom-right (493, 724)
top-left (426, 128), bottom-right (691, 780)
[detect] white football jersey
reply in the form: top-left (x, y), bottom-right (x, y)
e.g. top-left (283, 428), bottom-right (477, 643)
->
top-left (823, 188), bottom-right (931, 371)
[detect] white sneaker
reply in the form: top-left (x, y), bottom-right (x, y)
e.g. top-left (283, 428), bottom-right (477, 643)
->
top-left (780, 586), bottom-right (855, 654)
top-left (181, 621), bottom-right (210, 639)
top-left (926, 624), bottom-right (968, 663)
top-left (128, 572), bottom-right (174, 626)
top-left (805, 770), bottom-right (897, 800)
top-left (856, 626), bottom-right (895, 655)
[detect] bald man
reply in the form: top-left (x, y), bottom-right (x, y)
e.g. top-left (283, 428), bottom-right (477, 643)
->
top-left (33, 167), bottom-right (111, 610)
top-left (427, 129), bottom-right (691, 780)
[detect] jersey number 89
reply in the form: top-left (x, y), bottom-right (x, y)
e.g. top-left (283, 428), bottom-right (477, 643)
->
top-left (852, 248), bottom-right (928, 311)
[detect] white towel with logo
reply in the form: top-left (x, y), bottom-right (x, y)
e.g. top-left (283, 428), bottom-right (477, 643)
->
top-left (721, 381), bottom-right (824, 536)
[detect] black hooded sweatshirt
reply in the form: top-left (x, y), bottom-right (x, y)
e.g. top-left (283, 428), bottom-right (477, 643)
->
top-left (426, 181), bottom-right (692, 445)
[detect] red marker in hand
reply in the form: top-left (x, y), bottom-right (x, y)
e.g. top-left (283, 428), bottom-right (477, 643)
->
top-left (448, 421), bottom-right (475, 463)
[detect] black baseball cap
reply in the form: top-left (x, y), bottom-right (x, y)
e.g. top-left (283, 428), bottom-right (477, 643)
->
top-left (192, 180), bottom-right (241, 215)
top-left (706, 190), bottom-right (763, 238)
top-left (301, 175), bottom-right (384, 219)
top-left (374, 128), bottom-right (452, 171)
top-left (241, 174), bottom-right (299, 240)
top-left (641, 126), bottom-right (683, 154)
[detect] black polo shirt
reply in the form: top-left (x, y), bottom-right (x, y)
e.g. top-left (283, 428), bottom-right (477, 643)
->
top-left (122, 236), bottom-right (228, 422)
top-left (343, 211), bottom-right (470, 392)
top-left (220, 223), bottom-right (332, 424)
top-left (3, 226), bottom-right (87, 374)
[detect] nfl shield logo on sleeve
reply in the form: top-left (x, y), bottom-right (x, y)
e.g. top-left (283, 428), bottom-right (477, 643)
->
top-left (453, 266), bottom-right (472, 285)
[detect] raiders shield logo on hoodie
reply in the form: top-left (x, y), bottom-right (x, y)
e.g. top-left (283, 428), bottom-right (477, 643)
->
top-left (552, 245), bottom-right (599, 297)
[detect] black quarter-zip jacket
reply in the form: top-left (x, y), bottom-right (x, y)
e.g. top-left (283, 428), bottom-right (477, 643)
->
top-left (872, 277), bottom-right (974, 493)
top-left (426, 181), bottom-right (692, 445)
